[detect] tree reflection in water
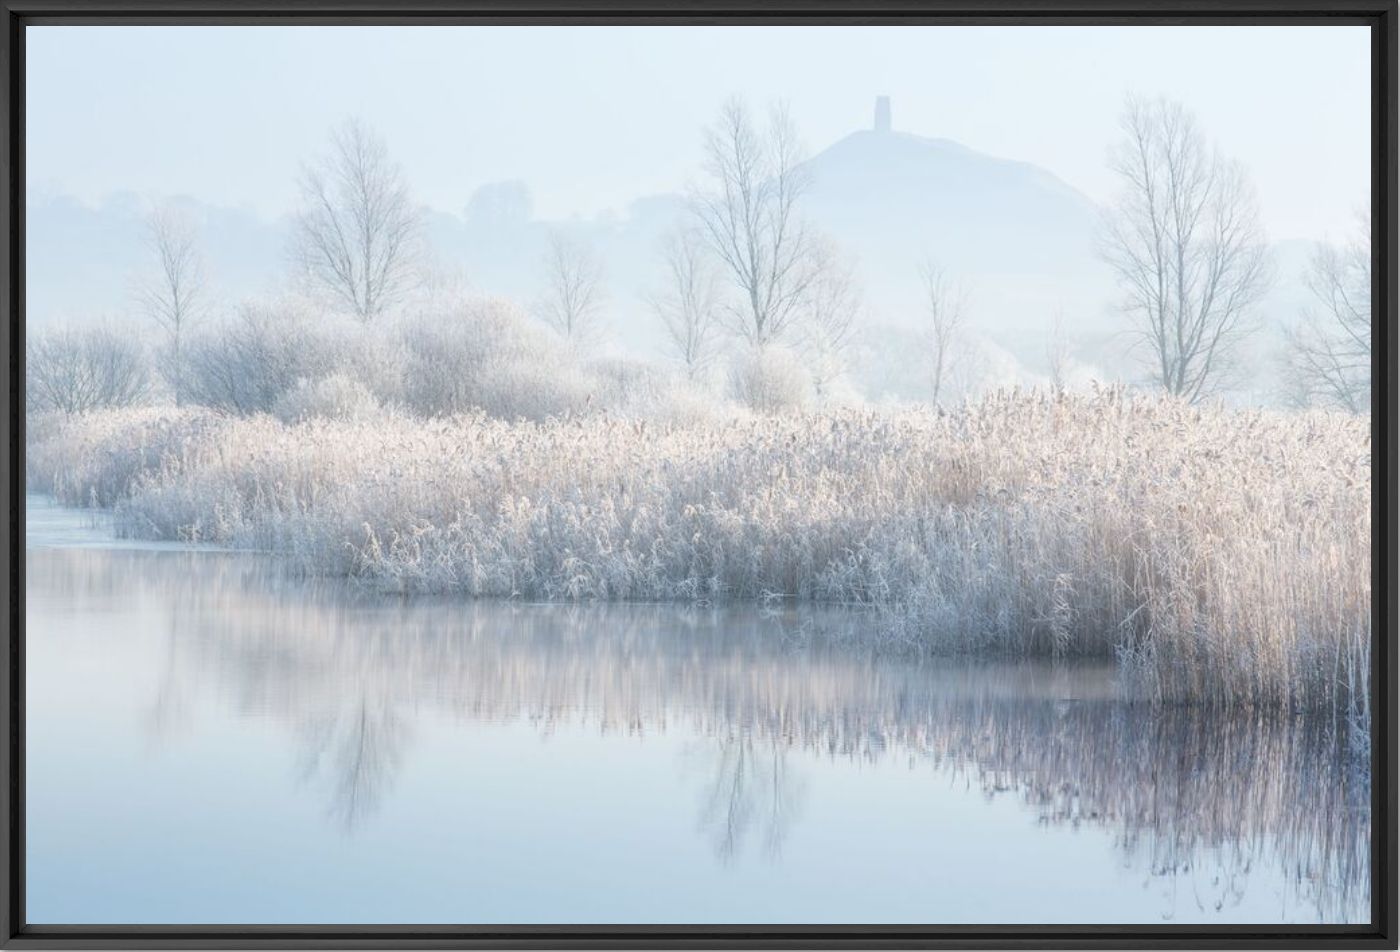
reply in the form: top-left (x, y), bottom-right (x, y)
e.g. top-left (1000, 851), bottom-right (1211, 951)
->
top-left (295, 700), bottom-right (410, 830)
top-left (29, 548), bottom-right (1371, 921)
top-left (690, 732), bottom-right (804, 863)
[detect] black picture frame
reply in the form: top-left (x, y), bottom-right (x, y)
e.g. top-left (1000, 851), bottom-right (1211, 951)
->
top-left (1, 2), bottom-right (1394, 948)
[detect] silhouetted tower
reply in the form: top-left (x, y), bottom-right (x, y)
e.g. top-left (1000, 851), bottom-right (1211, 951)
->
top-left (874, 95), bottom-right (891, 133)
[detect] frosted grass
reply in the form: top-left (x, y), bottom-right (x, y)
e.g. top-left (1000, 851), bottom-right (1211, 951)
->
top-left (27, 387), bottom-right (1370, 714)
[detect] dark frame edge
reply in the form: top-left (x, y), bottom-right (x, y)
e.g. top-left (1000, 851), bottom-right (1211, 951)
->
top-left (0, 0), bottom-right (1396, 25)
top-left (2, 925), bottom-right (1397, 952)
top-left (2, 0), bottom-right (19, 949)
top-left (1, 2), bottom-right (1396, 950)
top-left (1377, 0), bottom-right (1400, 949)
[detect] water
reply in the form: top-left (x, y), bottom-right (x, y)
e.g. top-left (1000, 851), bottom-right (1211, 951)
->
top-left (25, 494), bottom-right (1370, 925)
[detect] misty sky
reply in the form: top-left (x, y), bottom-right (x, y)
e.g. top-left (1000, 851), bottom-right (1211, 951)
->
top-left (27, 24), bottom-right (1370, 241)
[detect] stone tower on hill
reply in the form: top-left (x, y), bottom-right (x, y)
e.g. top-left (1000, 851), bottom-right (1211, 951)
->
top-left (874, 95), bottom-right (892, 133)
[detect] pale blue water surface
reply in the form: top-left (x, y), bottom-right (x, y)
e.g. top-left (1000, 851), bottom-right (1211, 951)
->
top-left (25, 493), bottom-right (1370, 925)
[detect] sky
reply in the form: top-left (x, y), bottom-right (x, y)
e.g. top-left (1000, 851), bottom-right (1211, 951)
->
top-left (26, 24), bottom-right (1371, 242)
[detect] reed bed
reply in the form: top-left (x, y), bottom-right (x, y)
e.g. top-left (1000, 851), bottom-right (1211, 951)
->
top-left (26, 388), bottom-right (1371, 713)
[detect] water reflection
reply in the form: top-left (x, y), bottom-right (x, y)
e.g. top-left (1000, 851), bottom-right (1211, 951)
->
top-left (296, 699), bottom-right (410, 830)
top-left (689, 733), bottom-right (804, 863)
top-left (28, 547), bottom-right (1370, 922)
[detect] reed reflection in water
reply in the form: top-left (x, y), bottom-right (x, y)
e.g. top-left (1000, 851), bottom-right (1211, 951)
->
top-left (27, 547), bottom-right (1369, 925)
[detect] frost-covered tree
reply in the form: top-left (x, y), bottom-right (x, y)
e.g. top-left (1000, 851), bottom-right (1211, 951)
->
top-left (650, 229), bottom-right (722, 381)
top-left (694, 97), bottom-right (817, 348)
top-left (799, 239), bottom-right (862, 401)
top-left (28, 324), bottom-right (151, 416)
top-left (536, 231), bottom-right (606, 350)
top-left (135, 203), bottom-right (205, 405)
top-left (1284, 215), bottom-right (1371, 413)
top-left (1046, 307), bottom-right (1071, 394)
top-left (292, 118), bottom-right (420, 322)
top-left (1101, 96), bottom-right (1271, 402)
top-left (920, 258), bottom-right (967, 407)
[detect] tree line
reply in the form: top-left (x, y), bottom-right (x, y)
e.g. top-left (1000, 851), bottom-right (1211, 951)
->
top-left (27, 95), bottom-right (1371, 418)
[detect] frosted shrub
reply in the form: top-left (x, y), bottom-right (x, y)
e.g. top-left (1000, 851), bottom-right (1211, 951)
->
top-left (177, 291), bottom-right (722, 425)
top-left (183, 299), bottom-right (360, 414)
top-left (331, 321), bottom-right (407, 407)
top-left (28, 389), bottom-right (1371, 716)
top-left (397, 300), bottom-right (505, 417)
top-left (28, 324), bottom-right (151, 415)
top-left (398, 305), bottom-right (721, 422)
top-left (728, 346), bottom-right (810, 414)
top-left (587, 358), bottom-right (665, 410)
top-left (475, 358), bottom-right (594, 421)
top-left (274, 373), bottom-right (382, 424)
top-left (586, 358), bottom-right (723, 424)
top-left (398, 297), bottom-right (591, 421)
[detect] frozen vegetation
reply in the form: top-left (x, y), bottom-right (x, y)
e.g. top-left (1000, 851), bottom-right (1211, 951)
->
top-left (22, 98), bottom-right (1373, 728)
top-left (28, 385), bottom-right (1370, 717)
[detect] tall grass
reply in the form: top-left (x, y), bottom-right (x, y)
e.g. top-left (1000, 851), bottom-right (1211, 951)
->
top-left (27, 387), bottom-right (1371, 713)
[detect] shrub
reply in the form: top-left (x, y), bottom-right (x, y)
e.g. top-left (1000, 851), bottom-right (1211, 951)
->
top-left (728, 346), bottom-right (810, 414)
top-left (183, 299), bottom-right (362, 414)
top-left (397, 297), bottom-right (591, 421)
top-left (177, 292), bottom-right (728, 425)
top-left (27, 324), bottom-right (151, 416)
top-left (274, 373), bottom-right (382, 424)
top-left (585, 357), bottom-right (723, 425)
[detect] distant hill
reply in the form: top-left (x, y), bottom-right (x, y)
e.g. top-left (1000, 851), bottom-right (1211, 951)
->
top-left (795, 103), bottom-right (1119, 392)
top-left (807, 128), bottom-right (1098, 265)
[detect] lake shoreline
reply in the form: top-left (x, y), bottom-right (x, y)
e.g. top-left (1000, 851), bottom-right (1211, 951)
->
top-left (26, 391), bottom-right (1372, 717)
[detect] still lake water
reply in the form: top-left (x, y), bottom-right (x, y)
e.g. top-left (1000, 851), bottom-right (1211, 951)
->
top-left (26, 494), bottom-right (1370, 925)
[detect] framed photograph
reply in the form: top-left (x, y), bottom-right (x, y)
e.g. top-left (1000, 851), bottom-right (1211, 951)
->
top-left (3, 1), bottom-right (1394, 948)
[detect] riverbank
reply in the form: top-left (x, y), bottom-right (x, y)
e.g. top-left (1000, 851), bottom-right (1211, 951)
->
top-left (26, 388), bottom-right (1371, 713)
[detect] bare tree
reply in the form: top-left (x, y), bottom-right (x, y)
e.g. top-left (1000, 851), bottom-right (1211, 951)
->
top-left (800, 239), bottom-right (863, 401)
top-left (920, 259), bottom-right (967, 407)
top-left (1046, 307), bottom-right (1071, 393)
top-left (1101, 96), bottom-right (1272, 403)
top-left (292, 118), bottom-right (420, 322)
top-left (536, 231), bottom-right (606, 349)
top-left (28, 325), bottom-right (151, 416)
top-left (693, 97), bottom-right (817, 348)
top-left (1284, 215), bottom-right (1371, 413)
top-left (135, 203), bottom-right (205, 405)
top-left (650, 229), bottom-right (722, 381)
